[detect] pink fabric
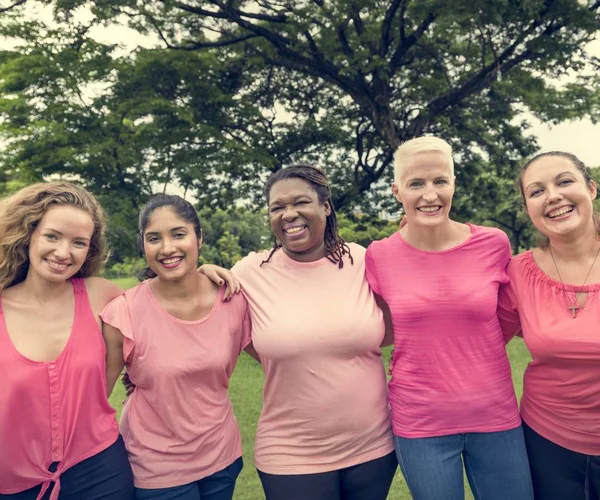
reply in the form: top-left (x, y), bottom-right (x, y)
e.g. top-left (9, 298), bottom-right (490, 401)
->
top-left (0, 278), bottom-right (119, 499)
top-left (231, 243), bottom-right (394, 475)
top-left (365, 224), bottom-right (521, 438)
top-left (498, 250), bottom-right (600, 455)
top-left (100, 281), bottom-right (251, 488)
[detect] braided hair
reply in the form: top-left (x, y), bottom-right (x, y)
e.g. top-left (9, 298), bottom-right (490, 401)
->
top-left (261, 164), bottom-right (353, 268)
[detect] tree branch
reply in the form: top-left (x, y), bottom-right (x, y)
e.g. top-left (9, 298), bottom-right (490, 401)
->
top-left (0, 0), bottom-right (27, 14)
top-left (389, 11), bottom-right (436, 72)
top-left (380, 0), bottom-right (407, 56)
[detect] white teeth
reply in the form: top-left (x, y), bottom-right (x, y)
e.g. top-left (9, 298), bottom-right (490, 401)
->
top-left (548, 207), bottom-right (573, 218)
top-left (47, 261), bottom-right (69, 270)
top-left (418, 206), bottom-right (440, 213)
top-left (162, 257), bottom-right (182, 264)
top-left (285, 227), bottom-right (305, 234)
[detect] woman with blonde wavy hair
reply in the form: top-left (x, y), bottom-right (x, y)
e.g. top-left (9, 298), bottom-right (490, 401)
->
top-left (0, 182), bottom-right (133, 500)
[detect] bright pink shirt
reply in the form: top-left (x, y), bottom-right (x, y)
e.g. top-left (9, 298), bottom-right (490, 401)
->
top-left (100, 281), bottom-right (251, 488)
top-left (498, 251), bottom-right (600, 455)
top-left (0, 278), bottom-right (119, 500)
top-left (232, 244), bottom-right (393, 474)
top-left (365, 224), bottom-right (521, 438)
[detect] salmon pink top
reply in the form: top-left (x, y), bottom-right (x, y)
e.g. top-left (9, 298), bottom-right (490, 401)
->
top-left (365, 225), bottom-right (521, 438)
top-left (100, 281), bottom-right (251, 488)
top-left (232, 243), bottom-right (394, 474)
top-left (498, 250), bottom-right (600, 455)
top-left (0, 278), bottom-right (119, 500)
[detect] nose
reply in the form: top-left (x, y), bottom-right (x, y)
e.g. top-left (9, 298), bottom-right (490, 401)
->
top-left (160, 239), bottom-right (177, 255)
top-left (545, 185), bottom-right (563, 204)
top-left (53, 241), bottom-right (70, 259)
top-left (282, 206), bottom-right (298, 220)
top-left (422, 184), bottom-right (438, 202)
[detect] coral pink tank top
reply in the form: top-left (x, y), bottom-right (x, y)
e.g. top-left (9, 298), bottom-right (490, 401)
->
top-left (0, 278), bottom-right (119, 500)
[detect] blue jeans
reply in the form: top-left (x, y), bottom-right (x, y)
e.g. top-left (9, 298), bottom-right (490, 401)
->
top-left (134, 457), bottom-right (243, 500)
top-left (394, 426), bottom-right (534, 500)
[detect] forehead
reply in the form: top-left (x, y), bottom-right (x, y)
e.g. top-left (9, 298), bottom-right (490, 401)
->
top-left (38, 205), bottom-right (94, 234)
top-left (269, 178), bottom-right (317, 202)
top-left (402, 151), bottom-right (452, 179)
top-left (145, 206), bottom-right (191, 231)
top-left (522, 156), bottom-right (580, 184)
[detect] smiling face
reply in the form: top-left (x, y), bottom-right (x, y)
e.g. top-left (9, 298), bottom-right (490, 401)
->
top-left (142, 206), bottom-right (201, 281)
top-left (268, 177), bottom-right (331, 262)
top-left (521, 155), bottom-right (597, 241)
top-left (28, 205), bottom-right (95, 283)
top-left (393, 150), bottom-right (456, 228)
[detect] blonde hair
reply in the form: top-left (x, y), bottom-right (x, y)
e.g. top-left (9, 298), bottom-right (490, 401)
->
top-left (393, 136), bottom-right (454, 183)
top-left (0, 182), bottom-right (108, 291)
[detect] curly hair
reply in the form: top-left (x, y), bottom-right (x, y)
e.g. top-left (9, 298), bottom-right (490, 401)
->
top-left (0, 182), bottom-right (108, 291)
top-left (261, 164), bottom-right (353, 268)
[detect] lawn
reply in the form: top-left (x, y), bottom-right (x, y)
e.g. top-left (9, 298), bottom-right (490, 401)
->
top-left (108, 277), bottom-right (532, 499)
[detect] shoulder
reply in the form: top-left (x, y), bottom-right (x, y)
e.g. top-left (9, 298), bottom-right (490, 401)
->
top-left (232, 250), bottom-right (273, 277)
top-left (346, 242), bottom-right (366, 259)
top-left (471, 224), bottom-right (510, 246)
top-left (365, 232), bottom-right (398, 257)
top-left (508, 250), bottom-right (533, 273)
top-left (84, 277), bottom-right (123, 310)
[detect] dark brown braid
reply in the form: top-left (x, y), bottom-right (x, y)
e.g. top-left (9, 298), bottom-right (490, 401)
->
top-left (260, 164), bottom-right (353, 268)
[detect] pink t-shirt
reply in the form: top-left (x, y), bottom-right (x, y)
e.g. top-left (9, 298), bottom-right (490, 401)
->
top-left (100, 281), bottom-right (251, 488)
top-left (498, 251), bottom-right (600, 455)
top-left (0, 278), bottom-right (119, 500)
top-left (232, 243), bottom-right (394, 474)
top-left (365, 224), bottom-right (521, 438)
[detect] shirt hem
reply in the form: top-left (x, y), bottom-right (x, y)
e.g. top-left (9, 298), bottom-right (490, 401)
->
top-left (392, 418), bottom-right (522, 439)
top-left (521, 415), bottom-right (600, 456)
top-left (133, 454), bottom-right (243, 489)
top-left (254, 443), bottom-right (394, 475)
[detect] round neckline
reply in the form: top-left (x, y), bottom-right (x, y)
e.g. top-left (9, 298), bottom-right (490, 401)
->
top-left (523, 250), bottom-right (600, 292)
top-left (395, 222), bottom-right (476, 255)
top-left (276, 246), bottom-right (336, 268)
top-left (143, 279), bottom-right (224, 324)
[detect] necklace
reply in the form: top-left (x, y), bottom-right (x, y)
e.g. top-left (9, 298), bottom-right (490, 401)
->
top-left (548, 245), bottom-right (600, 318)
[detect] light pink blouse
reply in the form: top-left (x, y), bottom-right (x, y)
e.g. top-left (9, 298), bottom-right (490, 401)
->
top-left (0, 278), bottom-right (119, 500)
top-left (498, 250), bottom-right (600, 455)
top-left (101, 281), bottom-right (251, 488)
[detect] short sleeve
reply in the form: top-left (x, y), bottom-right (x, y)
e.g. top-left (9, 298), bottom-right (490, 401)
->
top-left (497, 280), bottom-right (522, 344)
top-left (100, 295), bottom-right (135, 363)
top-left (496, 230), bottom-right (512, 285)
top-left (365, 244), bottom-right (381, 295)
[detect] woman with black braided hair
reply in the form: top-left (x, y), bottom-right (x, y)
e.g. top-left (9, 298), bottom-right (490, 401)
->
top-left (200, 165), bottom-right (397, 500)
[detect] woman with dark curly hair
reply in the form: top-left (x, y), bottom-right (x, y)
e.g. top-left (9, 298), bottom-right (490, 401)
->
top-left (0, 182), bottom-right (133, 500)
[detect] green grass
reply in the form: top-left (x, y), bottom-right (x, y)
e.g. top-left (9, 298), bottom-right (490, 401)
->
top-left (109, 340), bottom-right (531, 500)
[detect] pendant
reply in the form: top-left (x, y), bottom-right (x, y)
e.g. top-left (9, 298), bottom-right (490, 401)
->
top-left (568, 303), bottom-right (580, 318)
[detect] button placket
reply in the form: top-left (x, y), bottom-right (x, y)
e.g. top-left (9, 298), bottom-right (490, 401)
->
top-left (48, 364), bottom-right (62, 462)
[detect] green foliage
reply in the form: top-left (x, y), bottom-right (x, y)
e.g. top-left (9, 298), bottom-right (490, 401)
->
top-left (338, 212), bottom-right (399, 248)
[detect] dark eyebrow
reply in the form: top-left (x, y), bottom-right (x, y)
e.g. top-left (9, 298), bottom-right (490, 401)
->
top-left (525, 171), bottom-right (575, 191)
top-left (269, 194), bottom-right (312, 206)
top-left (144, 226), bottom-right (188, 237)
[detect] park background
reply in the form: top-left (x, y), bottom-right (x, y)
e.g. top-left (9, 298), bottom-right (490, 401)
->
top-left (1, 0), bottom-right (600, 497)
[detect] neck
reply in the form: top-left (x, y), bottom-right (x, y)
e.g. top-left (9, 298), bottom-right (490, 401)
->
top-left (151, 270), bottom-right (203, 300)
top-left (547, 224), bottom-right (600, 262)
top-left (19, 272), bottom-right (73, 304)
top-left (401, 218), bottom-right (457, 251)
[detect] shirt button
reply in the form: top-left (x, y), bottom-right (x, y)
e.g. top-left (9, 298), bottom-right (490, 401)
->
top-left (49, 364), bottom-right (56, 369)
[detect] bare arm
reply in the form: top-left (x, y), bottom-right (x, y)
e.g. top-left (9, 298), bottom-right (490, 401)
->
top-left (102, 323), bottom-right (126, 398)
top-left (374, 293), bottom-right (394, 348)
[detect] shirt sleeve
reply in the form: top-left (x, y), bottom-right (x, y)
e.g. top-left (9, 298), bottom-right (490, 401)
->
top-left (497, 280), bottom-right (522, 344)
top-left (100, 295), bottom-right (135, 363)
top-left (364, 244), bottom-right (381, 296)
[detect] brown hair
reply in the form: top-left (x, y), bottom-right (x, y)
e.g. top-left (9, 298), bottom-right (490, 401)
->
top-left (0, 182), bottom-right (108, 291)
top-left (517, 151), bottom-right (600, 248)
top-left (261, 164), bottom-right (353, 268)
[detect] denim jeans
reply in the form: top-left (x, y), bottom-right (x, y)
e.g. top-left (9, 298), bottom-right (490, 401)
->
top-left (394, 425), bottom-right (534, 500)
top-left (134, 457), bottom-right (243, 500)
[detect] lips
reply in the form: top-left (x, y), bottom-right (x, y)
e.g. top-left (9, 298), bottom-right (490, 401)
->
top-left (159, 256), bottom-right (183, 268)
top-left (546, 206), bottom-right (574, 219)
top-left (45, 259), bottom-right (71, 271)
top-left (283, 225), bottom-right (307, 235)
top-left (417, 205), bottom-right (442, 214)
